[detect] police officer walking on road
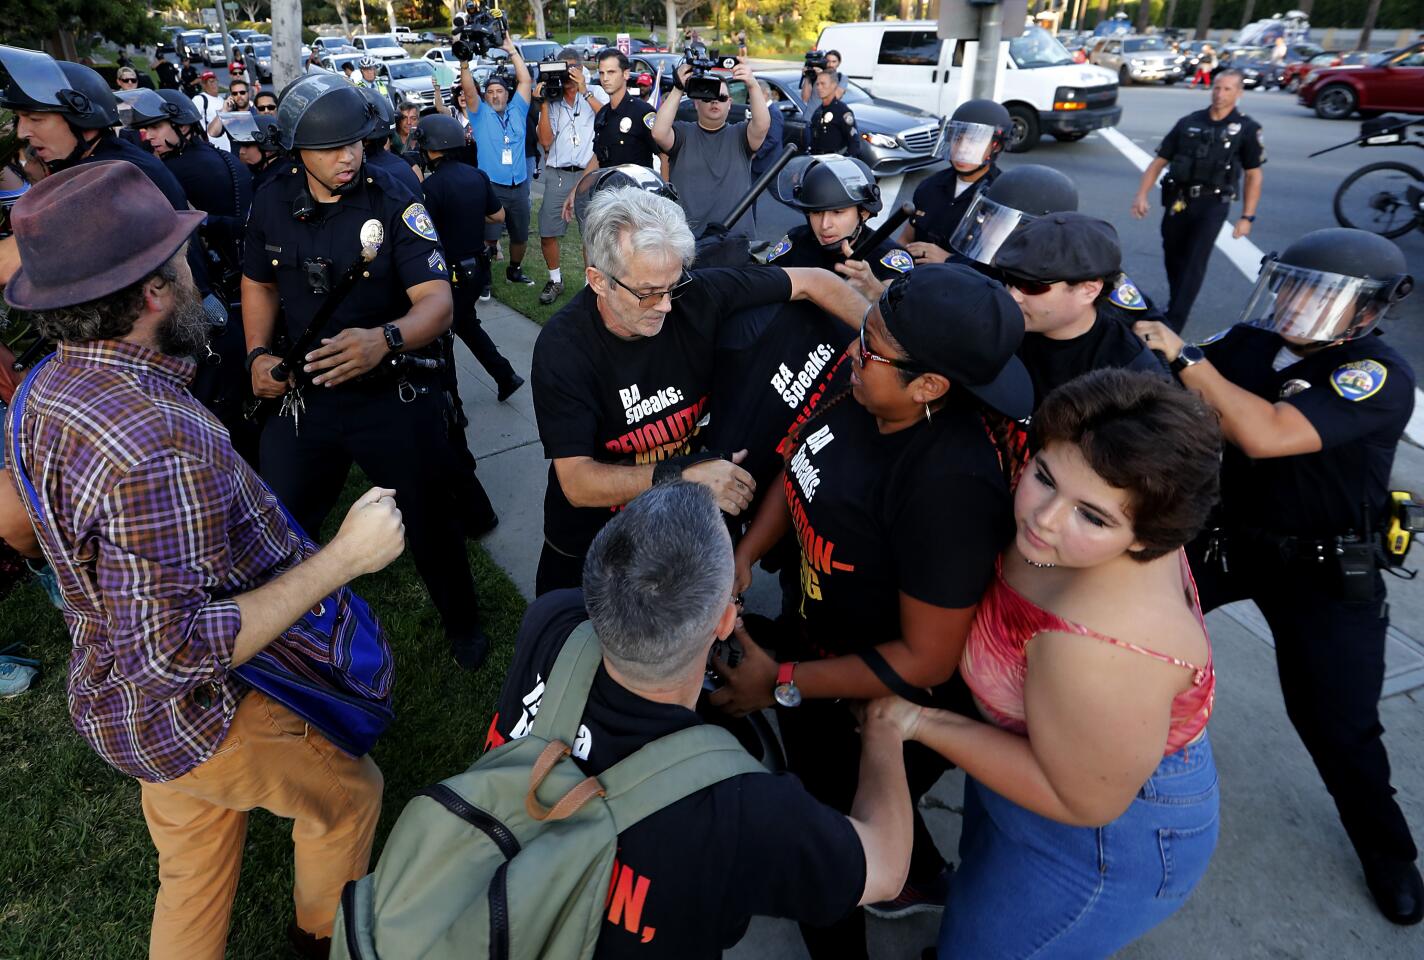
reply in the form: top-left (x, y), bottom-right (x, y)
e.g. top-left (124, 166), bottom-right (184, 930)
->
top-left (804, 68), bottom-right (859, 158)
top-left (241, 73), bottom-right (492, 670)
top-left (1131, 69), bottom-right (1264, 333)
top-left (1133, 228), bottom-right (1422, 926)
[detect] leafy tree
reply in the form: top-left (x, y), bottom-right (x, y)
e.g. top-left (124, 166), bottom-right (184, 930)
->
top-left (0, 0), bottom-right (161, 57)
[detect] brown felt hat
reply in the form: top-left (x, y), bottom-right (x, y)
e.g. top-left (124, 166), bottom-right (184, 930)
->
top-left (4, 160), bottom-right (204, 311)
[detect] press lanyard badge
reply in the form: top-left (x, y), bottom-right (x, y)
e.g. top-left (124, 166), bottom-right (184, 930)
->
top-left (501, 147), bottom-right (513, 165)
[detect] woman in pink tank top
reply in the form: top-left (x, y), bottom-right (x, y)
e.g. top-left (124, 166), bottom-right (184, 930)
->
top-left (867, 369), bottom-right (1225, 958)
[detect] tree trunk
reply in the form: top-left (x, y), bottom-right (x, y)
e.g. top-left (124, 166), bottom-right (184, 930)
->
top-left (1358, 0), bottom-right (1383, 51)
top-left (1194, 0), bottom-right (1214, 41)
top-left (1164, 0), bottom-right (1178, 28)
top-left (1134, 0), bottom-right (1150, 33)
top-left (665, 0), bottom-right (677, 46)
top-left (1296, 0), bottom-right (1313, 14)
top-left (385, 0), bottom-right (397, 31)
top-left (333, 0), bottom-right (351, 37)
top-left (271, 0), bottom-right (303, 91)
top-left (1096, 0), bottom-right (1109, 27)
top-left (1239, 0), bottom-right (1255, 28)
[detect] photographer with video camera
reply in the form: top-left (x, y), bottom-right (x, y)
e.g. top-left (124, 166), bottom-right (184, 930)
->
top-left (535, 48), bottom-right (600, 305)
top-left (457, 20), bottom-right (538, 287)
top-left (650, 46), bottom-right (769, 243)
top-left (799, 49), bottom-right (845, 102)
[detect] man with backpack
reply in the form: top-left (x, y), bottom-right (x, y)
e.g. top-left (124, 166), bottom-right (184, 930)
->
top-left (334, 480), bottom-right (914, 958)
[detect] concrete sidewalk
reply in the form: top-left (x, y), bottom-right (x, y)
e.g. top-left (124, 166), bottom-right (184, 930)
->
top-left (454, 300), bottom-right (1424, 958)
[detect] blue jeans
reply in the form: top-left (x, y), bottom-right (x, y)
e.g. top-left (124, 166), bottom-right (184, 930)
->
top-left (938, 733), bottom-right (1219, 959)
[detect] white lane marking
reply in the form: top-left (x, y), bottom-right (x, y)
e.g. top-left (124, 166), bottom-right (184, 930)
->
top-left (1098, 125), bottom-right (1424, 447)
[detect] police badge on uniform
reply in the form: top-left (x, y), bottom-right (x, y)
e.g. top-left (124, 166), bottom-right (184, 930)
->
top-left (619, 116), bottom-right (632, 133)
top-left (402, 203), bottom-right (439, 242)
top-left (768, 236), bottom-right (792, 261)
top-left (1227, 122), bottom-right (1241, 136)
top-left (1108, 273), bottom-right (1146, 311)
top-left (880, 249), bottom-right (913, 273)
top-left (1330, 359), bottom-right (1388, 401)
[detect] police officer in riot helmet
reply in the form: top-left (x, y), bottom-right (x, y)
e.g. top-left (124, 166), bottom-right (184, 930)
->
top-left (804, 69), bottom-right (860, 158)
top-left (767, 154), bottom-right (913, 282)
top-left (1131, 69), bottom-right (1264, 333)
top-left (242, 72), bottom-right (492, 670)
top-left (0, 44), bottom-right (215, 302)
top-left (357, 84), bottom-right (422, 198)
top-left (899, 98), bottom-right (1009, 264)
top-left (226, 111), bottom-right (283, 191)
top-left (1133, 228), bottom-right (1422, 926)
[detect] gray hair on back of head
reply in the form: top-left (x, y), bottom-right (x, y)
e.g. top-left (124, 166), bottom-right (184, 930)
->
top-left (582, 481), bottom-right (733, 685)
top-left (583, 185), bottom-right (695, 279)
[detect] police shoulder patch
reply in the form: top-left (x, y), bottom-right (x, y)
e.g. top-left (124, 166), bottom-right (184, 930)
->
top-left (768, 236), bottom-right (792, 261)
top-left (1331, 359), bottom-right (1388, 402)
top-left (1108, 273), bottom-right (1146, 311)
top-left (402, 202), bottom-right (439, 242)
top-left (880, 249), bottom-right (914, 273)
top-left (844, 110), bottom-right (855, 126)
top-left (642, 112), bottom-right (657, 130)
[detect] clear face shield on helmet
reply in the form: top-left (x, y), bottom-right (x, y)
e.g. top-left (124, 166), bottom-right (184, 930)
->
top-left (772, 154), bottom-right (877, 209)
top-left (1240, 257), bottom-right (1413, 342)
top-left (933, 119), bottom-right (997, 169)
top-left (950, 193), bottom-right (1035, 266)
top-left (219, 110), bottom-right (261, 144)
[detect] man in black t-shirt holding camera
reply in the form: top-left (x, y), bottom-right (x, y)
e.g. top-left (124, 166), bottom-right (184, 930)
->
top-left (486, 480), bottom-right (915, 958)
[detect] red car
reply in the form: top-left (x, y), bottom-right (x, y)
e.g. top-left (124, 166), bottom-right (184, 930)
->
top-left (1282, 50), bottom-right (1371, 92)
top-left (1299, 43), bottom-right (1424, 119)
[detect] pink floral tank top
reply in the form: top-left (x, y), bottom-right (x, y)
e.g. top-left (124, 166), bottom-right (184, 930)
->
top-left (961, 551), bottom-right (1215, 755)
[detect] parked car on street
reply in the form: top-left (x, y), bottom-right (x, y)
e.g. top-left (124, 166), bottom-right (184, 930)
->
top-left (1089, 35), bottom-right (1183, 84)
top-left (312, 36), bottom-right (356, 56)
top-left (379, 58), bottom-right (456, 109)
top-left (352, 34), bottom-right (408, 62)
top-left (1299, 42), bottom-right (1424, 120)
top-left (393, 25), bottom-right (421, 44)
top-left (1283, 50), bottom-right (1372, 92)
top-left (202, 33), bottom-right (228, 66)
top-left (1210, 46), bottom-right (1281, 88)
top-left (424, 46), bottom-right (460, 67)
top-left (419, 31), bottom-right (444, 44)
top-left (571, 35), bottom-right (612, 58)
top-left (321, 53), bottom-right (365, 76)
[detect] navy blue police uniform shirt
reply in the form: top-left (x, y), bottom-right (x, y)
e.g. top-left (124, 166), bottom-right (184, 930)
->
top-left (1018, 298), bottom-right (1168, 405)
top-left (593, 93), bottom-right (658, 168)
top-left (84, 134), bottom-right (212, 295)
top-left (1156, 108), bottom-right (1265, 193)
top-left (781, 391), bottom-right (1014, 658)
top-left (422, 160), bottom-right (500, 261)
top-left (804, 98), bottom-right (858, 156)
top-left (366, 146), bottom-right (424, 199)
top-left (909, 163), bottom-right (999, 251)
top-left (485, 589), bottom-right (866, 960)
top-left (765, 222), bottom-right (913, 282)
top-left (242, 162), bottom-right (449, 343)
top-left (165, 141), bottom-right (253, 256)
top-left (531, 266), bottom-right (794, 559)
top-left (1202, 324), bottom-right (1415, 538)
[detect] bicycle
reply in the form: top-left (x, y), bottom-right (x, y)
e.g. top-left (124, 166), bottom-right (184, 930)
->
top-left (1313, 115), bottom-right (1424, 239)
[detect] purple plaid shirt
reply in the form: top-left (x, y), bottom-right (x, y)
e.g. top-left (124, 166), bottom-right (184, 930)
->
top-left (9, 340), bottom-right (307, 782)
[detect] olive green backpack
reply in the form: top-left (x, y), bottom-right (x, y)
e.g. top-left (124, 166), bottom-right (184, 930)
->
top-left (331, 622), bottom-right (765, 959)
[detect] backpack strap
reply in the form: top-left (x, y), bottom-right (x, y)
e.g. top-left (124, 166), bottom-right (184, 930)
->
top-left (6, 353), bottom-right (57, 531)
top-left (535, 621), bottom-right (602, 746)
top-left (600, 725), bottom-right (766, 833)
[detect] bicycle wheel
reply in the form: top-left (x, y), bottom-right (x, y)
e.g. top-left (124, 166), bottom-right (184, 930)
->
top-left (1333, 161), bottom-right (1424, 239)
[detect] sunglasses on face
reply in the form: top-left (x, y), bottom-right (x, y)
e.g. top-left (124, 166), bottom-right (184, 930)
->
top-left (700, 94), bottom-right (731, 103)
top-left (118, 77), bottom-right (137, 85)
top-left (856, 310), bottom-right (927, 373)
top-left (602, 268), bottom-right (693, 307)
top-left (256, 104), bottom-right (277, 112)
top-left (1001, 273), bottom-right (1056, 296)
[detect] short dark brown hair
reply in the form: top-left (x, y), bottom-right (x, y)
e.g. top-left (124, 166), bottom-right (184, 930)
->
top-left (1029, 369), bottom-right (1222, 562)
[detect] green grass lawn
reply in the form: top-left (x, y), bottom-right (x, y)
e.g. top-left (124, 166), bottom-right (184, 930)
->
top-left (0, 470), bottom-right (527, 958)
top-left (489, 196), bottom-right (587, 325)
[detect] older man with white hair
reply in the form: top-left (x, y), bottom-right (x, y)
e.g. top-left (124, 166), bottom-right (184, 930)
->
top-left (530, 185), bottom-right (869, 595)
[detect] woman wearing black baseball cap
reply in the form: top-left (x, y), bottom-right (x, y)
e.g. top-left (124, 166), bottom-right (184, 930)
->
top-left (711, 263), bottom-right (1032, 956)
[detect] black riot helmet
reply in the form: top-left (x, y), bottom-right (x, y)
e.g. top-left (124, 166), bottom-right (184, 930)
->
top-left (356, 83), bottom-right (396, 143)
top-left (1240, 228), bottom-right (1413, 342)
top-left (774, 154), bottom-right (882, 214)
top-left (154, 88), bottom-right (204, 127)
top-left (274, 72), bottom-right (381, 152)
top-left (572, 163), bottom-right (680, 227)
top-left (0, 46), bottom-right (120, 129)
top-left (936, 99), bottom-right (1010, 172)
top-left (223, 110), bottom-right (281, 155)
top-left (414, 113), bottom-right (466, 153)
top-left (949, 164), bottom-right (1079, 265)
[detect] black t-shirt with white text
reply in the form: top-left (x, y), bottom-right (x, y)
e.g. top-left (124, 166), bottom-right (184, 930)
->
top-left (532, 266), bottom-right (793, 556)
top-left (782, 392), bottom-right (1014, 657)
top-left (485, 590), bottom-right (867, 958)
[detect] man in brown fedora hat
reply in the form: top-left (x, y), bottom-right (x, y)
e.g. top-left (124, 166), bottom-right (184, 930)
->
top-left (3, 159), bottom-right (403, 959)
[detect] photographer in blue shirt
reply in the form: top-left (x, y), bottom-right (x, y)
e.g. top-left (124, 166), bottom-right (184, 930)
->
top-left (460, 35), bottom-right (537, 287)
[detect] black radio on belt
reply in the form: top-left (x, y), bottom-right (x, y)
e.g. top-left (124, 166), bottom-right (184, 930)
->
top-left (302, 257), bottom-right (333, 295)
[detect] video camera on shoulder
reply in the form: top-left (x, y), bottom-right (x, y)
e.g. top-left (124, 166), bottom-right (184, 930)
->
top-left (802, 48), bottom-right (829, 83)
top-left (451, 0), bottom-right (509, 61)
top-left (683, 42), bottom-right (736, 102)
top-left (536, 56), bottom-right (570, 101)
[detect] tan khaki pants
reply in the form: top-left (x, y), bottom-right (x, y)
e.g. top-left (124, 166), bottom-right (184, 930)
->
top-left (139, 691), bottom-right (383, 959)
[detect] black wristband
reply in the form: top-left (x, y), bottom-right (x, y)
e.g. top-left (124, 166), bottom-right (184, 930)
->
top-left (653, 452), bottom-right (721, 485)
top-left (244, 346), bottom-right (272, 373)
top-left (857, 648), bottom-right (937, 707)
top-left (671, 73), bottom-right (685, 92)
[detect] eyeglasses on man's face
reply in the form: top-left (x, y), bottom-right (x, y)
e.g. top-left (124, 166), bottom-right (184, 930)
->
top-left (600, 267), bottom-right (693, 308)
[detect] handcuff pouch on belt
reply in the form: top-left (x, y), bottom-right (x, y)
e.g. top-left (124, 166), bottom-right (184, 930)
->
top-left (453, 253), bottom-right (490, 289)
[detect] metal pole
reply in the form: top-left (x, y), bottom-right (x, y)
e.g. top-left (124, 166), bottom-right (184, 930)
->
top-left (972, 3), bottom-right (1003, 102)
top-left (870, 0), bottom-right (877, 22)
top-left (215, 0), bottom-right (233, 68)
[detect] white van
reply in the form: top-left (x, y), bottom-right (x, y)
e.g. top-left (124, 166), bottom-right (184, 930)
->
top-left (816, 21), bottom-right (1121, 152)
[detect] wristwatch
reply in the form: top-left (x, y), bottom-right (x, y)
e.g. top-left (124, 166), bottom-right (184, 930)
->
top-left (244, 346), bottom-right (272, 373)
top-left (1170, 344), bottom-right (1206, 375)
top-left (773, 662), bottom-right (802, 708)
top-left (1240, 214), bottom-right (1257, 222)
top-left (382, 323), bottom-right (405, 353)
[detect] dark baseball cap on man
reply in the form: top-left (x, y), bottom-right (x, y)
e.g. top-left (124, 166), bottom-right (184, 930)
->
top-left (878, 263), bottom-right (1034, 420)
top-left (993, 212), bottom-right (1121, 284)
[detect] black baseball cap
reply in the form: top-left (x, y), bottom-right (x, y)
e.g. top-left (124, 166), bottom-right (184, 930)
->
top-left (878, 263), bottom-right (1033, 420)
top-left (993, 212), bottom-right (1121, 284)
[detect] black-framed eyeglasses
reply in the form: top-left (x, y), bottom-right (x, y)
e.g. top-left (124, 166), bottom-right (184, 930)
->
top-left (600, 267), bottom-right (693, 307)
top-left (117, 76), bottom-right (137, 85)
top-left (856, 308), bottom-right (927, 373)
